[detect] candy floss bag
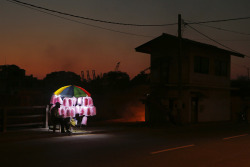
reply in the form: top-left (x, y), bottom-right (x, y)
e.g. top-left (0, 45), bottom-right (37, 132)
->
top-left (81, 116), bottom-right (87, 125)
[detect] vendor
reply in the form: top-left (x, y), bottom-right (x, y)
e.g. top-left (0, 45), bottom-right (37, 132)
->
top-left (51, 102), bottom-right (70, 133)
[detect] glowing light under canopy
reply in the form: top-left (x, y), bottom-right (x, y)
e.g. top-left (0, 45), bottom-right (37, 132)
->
top-left (50, 85), bottom-right (96, 125)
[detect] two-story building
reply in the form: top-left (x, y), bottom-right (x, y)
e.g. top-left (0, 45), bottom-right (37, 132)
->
top-left (135, 33), bottom-right (245, 124)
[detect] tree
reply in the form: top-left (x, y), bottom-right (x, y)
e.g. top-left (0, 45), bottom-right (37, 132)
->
top-left (43, 71), bottom-right (83, 98)
top-left (102, 71), bottom-right (130, 90)
top-left (131, 72), bottom-right (150, 86)
top-left (231, 76), bottom-right (250, 97)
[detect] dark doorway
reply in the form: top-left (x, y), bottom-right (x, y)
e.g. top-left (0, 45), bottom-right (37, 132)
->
top-left (191, 97), bottom-right (198, 123)
top-left (169, 99), bottom-right (174, 112)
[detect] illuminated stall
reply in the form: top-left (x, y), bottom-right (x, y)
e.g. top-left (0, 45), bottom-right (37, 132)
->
top-left (50, 85), bottom-right (96, 125)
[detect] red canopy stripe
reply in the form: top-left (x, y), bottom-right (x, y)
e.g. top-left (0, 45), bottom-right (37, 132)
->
top-left (75, 85), bottom-right (91, 97)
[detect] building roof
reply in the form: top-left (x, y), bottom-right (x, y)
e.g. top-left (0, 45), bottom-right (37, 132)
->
top-left (135, 33), bottom-right (245, 58)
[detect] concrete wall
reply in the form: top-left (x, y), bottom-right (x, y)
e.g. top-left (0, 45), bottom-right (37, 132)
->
top-left (197, 89), bottom-right (231, 122)
top-left (188, 47), bottom-right (231, 87)
top-left (163, 88), bottom-right (231, 123)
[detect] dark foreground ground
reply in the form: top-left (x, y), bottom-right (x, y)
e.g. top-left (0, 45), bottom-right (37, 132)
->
top-left (1, 121), bottom-right (250, 167)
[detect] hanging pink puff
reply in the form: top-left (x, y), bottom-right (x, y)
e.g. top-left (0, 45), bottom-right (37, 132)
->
top-left (84, 107), bottom-right (88, 116)
top-left (90, 106), bottom-right (96, 116)
top-left (84, 107), bottom-right (91, 116)
top-left (68, 98), bottom-right (73, 107)
top-left (88, 97), bottom-right (93, 106)
top-left (81, 106), bottom-right (88, 116)
top-left (50, 95), bottom-right (57, 104)
top-left (81, 116), bottom-right (87, 125)
top-left (60, 107), bottom-right (66, 117)
top-left (57, 96), bottom-right (63, 104)
top-left (77, 97), bottom-right (83, 106)
top-left (75, 105), bottom-right (80, 114)
top-left (70, 107), bottom-right (76, 117)
top-left (79, 106), bottom-right (84, 116)
top-left (81, 106), bottom-right (86, 116)
top-left (63, 98), bottom-right (69, 107)
top-left (66, 108), bottom-right (71, 117)
top-left (83, 97), bottom-right (88, 106)
top-left (72, 97), bottom-right (77, 106)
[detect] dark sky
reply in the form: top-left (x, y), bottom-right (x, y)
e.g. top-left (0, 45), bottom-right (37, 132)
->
top-left (1, 0), bottom-right (250, 79)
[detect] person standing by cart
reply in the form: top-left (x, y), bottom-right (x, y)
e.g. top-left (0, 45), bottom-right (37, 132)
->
top-left (51, 102), bottom-right (70, 133)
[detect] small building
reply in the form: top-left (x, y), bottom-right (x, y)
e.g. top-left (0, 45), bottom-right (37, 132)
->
top-left (135, 33), bottom-right (245, 124)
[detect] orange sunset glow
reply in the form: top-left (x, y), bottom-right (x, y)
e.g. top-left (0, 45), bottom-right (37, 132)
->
top-left (1, 2), bottom-right (250, 166)
top-left (1, 0), bottom-right (249, 79)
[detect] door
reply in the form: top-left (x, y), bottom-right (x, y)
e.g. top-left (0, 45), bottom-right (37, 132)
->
top-left (191, 97), bottom-right (198, 123)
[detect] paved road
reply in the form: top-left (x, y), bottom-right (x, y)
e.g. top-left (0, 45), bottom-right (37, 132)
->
top-left (1, 122), bottom-right (250, 167)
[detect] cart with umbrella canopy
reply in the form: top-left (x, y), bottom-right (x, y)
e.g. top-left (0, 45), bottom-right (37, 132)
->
top-left (50, 85), bottom-right (96, 126)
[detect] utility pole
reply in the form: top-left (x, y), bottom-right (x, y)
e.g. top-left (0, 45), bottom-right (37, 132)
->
top-left (247, 67), bottom-right (249, 80)
top-left (178, 14), bottom-right (182, 98)
top-left (92, 70), bottom-right (96, 80)
top-left (81, 71), bottom-right (84, 81)
top-left (177, 14), bottom-right (183, 123)
top-left (86, 70), bottom-right (90, 81)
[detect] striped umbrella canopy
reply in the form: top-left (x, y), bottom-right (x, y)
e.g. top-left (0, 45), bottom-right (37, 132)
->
top-left (54, 85), bottom-right (91, 98)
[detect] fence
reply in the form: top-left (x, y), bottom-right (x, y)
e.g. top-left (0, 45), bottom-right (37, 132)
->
top-left (0, 105), bottom-right (49, 132)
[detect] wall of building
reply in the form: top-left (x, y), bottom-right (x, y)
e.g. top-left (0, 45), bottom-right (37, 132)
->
top-left (197, 89), bottom-right (231, 122)
top-left (150, 50), bottom-right (178, 85)
top-left (148, 44), bottom-right (233, 124)
top-left (188, 47), bottom-right (231, 87)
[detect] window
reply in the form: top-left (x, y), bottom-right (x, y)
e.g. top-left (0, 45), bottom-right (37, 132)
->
top-left (194, 56), bottom-right (209, 74)
top-left (151, 58), bottom-right (169, 83)
top-left (151, 58), bottom-right (161, 83)
top-left (160, 62), bottom-right (169, 83)
top-left (215, 60), bottom-right (228, 76)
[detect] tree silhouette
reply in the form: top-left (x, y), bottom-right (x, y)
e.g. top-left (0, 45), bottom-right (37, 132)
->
top-left (231, 76), bottom-right (250, 97)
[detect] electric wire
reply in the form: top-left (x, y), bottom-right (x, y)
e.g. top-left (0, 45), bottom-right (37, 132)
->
top-left (193, 39), bottom-right (250, 42)
top-left (6, 0), bottom-right (154, 38)
top-left (186, 16), bottom-right (250, 25)
top-left (192, 23), bottom-right (250, 36)
top-left (5, 0), bottom-right (250, 57)
top-left (7, 0), bottom-right (177, 27)
top-left (7, 0), bottom-right (250, 37)
top-left (186, 24), bottom-right (239, 52)
top-left (6, 0), bottom-right (250, 27)
top-left (185, 19), bottom-right (250, 36)
top-left (186, 24), bottom-right (250, 58)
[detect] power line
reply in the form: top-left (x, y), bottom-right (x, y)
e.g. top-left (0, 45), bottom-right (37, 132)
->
top-left (186, 24), bottom-right (250, 58)
top-left (6, 0), bottom-right (154, 38)
top-left (185, 19), bottom-right (250, 36)
top-left (186, 16), bottom-right (250, 25)
top-left (7, 0), bottom-right (177, 27)
top-left (218, 39), bottom-right (250, 41)
top-left (193, 23), bottom-right (250, 36)
top-left (5, 0), bottom-right (250, 55)
top-left (193, 39), bottom-right (250, 42)
top-left (6, 0), bottom-right (250, 28)
top-left (186, 24), bottom-right (238, 52)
